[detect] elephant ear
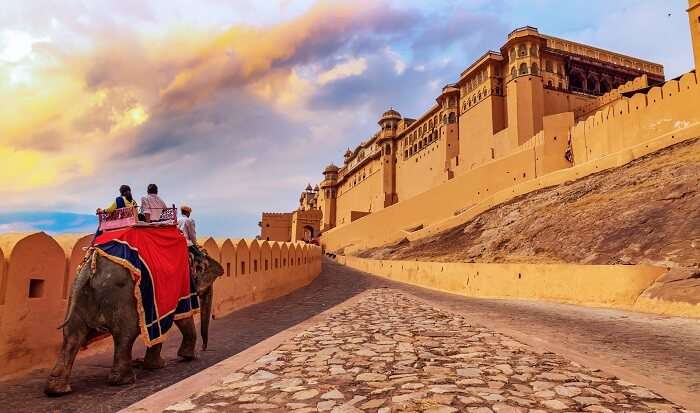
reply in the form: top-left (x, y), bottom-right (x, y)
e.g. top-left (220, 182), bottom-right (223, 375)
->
top-left (189, 251), bottom-right (210, 276)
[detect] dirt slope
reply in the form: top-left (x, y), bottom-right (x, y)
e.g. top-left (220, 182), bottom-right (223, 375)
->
top-left (357, 138), bottom-right (700, 269)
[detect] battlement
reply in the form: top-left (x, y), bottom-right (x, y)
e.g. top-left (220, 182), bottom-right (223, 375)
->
top-left (0, 233), bottom-right (322, 377)
top-left (571, 71), bottom-right (699, 164)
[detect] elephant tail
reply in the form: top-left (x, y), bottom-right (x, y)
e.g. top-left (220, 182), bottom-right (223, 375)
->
top-left (58, 248), bottom-right (98, 329)
top-left (200, 285), bottom-right (213, 350)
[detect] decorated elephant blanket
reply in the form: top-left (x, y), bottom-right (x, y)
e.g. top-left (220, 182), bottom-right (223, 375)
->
top-left (94, 226), bottom-right (199, 346)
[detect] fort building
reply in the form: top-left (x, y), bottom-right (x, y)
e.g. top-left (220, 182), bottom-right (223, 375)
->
top-left (312, 26), bottom-right (666, 231)
top-left (259, 184), bottom-right (322, 242)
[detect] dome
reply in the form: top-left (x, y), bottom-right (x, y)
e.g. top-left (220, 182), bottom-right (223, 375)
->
top-left (313, 184), bottom-right (320, 192)
top-left (305, 183), bottom-right (313, 192)
top-left (324, 164), bottom-right (339, 173)
top-left (379, 108), bottom-right (401, 123)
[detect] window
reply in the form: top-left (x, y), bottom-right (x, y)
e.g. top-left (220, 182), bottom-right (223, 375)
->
top-left (531, 63), bottom-right (539, 76)
top-left (519, 63), bottom-right (528, 75)
top-left (29, 279), bottom-right (44, 298)
top-left (275, 258), bottom-right (279, 268)
top-left (226, 263), bottom-right (231, 277)
top-left (253, 259), bottom-right (258, 272)
top-left (518, 45), bottom-right (527, 57)
top-left (404, 149), bottom-right (408, 158)
top-left (265, 259), bottom-right (269, 271)
top-left (545, 60), bottom-right (553, 73)
top-left (241, 262), bottom-right (246, 275)
top-left (509, 48), bottom-right (516, 60)
top-left (283, 258), bottom-right (287, 266)
top-left (547, 80), bottom-right (553, 87)
top-left (511, 67), bottom-right (517, 78)
top-left (448, 112), bottom-right (456, 124)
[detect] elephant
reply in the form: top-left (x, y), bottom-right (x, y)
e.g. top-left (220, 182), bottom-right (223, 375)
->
top-left (44, 247), bottom-right (224, 396)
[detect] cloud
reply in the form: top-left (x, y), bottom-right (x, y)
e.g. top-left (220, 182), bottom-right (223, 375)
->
top-left (1, 0), bottom-right (694, 238)
top-left (318, 57), bottom-right (368, 85)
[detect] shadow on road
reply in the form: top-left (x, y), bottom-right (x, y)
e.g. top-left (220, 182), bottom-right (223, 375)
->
top-left (0, 258), bottom-right (375, 413)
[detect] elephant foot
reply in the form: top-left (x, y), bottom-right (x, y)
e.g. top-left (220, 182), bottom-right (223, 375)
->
top-left (177, 348), bottom-right (196, 360)
top-left (108, 368), bottom-right (135, 386)
top-left (44, 376), bottom-right (72, 397)
top-left (177, 340), bottom-right (197, 360)
top-left (143, 354), bottom-right (166, 370)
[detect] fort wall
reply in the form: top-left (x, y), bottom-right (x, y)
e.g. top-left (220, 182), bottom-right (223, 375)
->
top-left (572, 72), bottom-right (700, 164)
top-left (0, 233), bottom-right (321, 379)
top-left (335, 164), bottom-right (384, 226)
top-left (396, 139), bottom-right (446, 201)
top-left (321, 70), bottom-right (700, 254)
top-left (336, 256), bottom-right (699, 318)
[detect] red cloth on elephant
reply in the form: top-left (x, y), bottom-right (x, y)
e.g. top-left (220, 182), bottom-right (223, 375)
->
top-left (94, 225), bottom-right (198, 346)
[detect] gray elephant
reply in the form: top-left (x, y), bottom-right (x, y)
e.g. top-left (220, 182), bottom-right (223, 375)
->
top-left (45, 248), bottom-right (223, 396)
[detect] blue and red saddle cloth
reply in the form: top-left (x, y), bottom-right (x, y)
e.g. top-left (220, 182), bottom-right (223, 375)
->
top-left (93, 226), bottom-right (199, 346)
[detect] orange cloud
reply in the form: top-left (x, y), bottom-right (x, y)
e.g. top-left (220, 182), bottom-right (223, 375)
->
top-left (1, 0), bottom-right (395, 195)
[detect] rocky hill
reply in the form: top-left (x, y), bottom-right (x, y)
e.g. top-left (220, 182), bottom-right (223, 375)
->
top-left (357, 138), bottom-right (700, 270)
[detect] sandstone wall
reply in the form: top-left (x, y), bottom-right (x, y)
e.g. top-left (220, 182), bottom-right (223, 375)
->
top-left (0, 233), bottom-right (321, 379)
top-left (321, 71), bottom-right (700, 254)
top-left (337, 256), bottom-right (699, 318)
top-left (571, 72), bottom-right (700, 164)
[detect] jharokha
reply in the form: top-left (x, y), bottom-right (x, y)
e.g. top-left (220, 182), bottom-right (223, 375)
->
top-left (262, 7), bottom-right (700, 248)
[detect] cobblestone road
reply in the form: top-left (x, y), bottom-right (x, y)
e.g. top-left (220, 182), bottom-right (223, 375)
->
top-left (1, 259), bottom-right (698, 412)
top-left (164, 289), bottom-right (687, 413)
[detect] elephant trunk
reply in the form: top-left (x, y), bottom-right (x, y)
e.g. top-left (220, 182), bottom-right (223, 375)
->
top-left (199, 285), bottom-right (213, 351)
top-left (58, 250), bottom-right (97, 329)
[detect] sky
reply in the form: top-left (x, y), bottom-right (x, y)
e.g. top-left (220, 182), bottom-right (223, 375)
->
top-left (0, 0), bottom-right (694, 237)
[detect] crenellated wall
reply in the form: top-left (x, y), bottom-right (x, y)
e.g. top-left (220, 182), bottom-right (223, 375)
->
top-left (571, 72), bottom-right (700, 164)
top-left (0, 233), bottom-right (321, 379)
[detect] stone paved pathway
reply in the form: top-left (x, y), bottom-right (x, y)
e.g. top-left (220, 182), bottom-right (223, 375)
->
top-left (163, 289), bottom-right (688, 413)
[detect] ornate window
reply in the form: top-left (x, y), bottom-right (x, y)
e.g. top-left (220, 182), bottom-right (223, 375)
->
top-left (545, 60), bottom-right (553, 72)
top-left (511, 66), bottom-right (517, 78)
top-left (531, 63), bottom-right (539, 76)
top-left (509, 48), bottom-right (516, 61)
top-left (518, 45), bottom-right (527, 57)
top-left (448, 112), bottom-right (456, 124)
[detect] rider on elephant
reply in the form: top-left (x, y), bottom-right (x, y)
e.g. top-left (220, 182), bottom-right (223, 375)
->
top-left (100, 185), bottom-right (137, 213)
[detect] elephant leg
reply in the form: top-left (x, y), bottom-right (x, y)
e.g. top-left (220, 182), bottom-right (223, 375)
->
top-left (143, 343), bottom-right (166, 369)
top-left (175, 317), bottom-right (197, 360)
top-left (44, 321), bottom-right (89, 396)
top-left (199, 286), bottom-right (213, 351)
top-left (108, 324), bottom-right (139, 386)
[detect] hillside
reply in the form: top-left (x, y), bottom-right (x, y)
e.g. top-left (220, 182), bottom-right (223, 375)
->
top-left (357, 138), bottom-right (700, 269)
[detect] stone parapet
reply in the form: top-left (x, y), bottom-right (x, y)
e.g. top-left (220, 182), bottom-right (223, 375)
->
top-left (336, 256), bottom-right (700, 318)
top-left (0, 234), bottom-right (321, 378)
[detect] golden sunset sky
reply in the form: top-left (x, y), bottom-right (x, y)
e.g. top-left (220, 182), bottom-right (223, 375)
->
top-left (0, 0), bottom-right (693, 235)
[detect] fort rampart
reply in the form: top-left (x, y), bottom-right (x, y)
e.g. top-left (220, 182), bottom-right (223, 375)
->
top-left (321, 71), bottom-right (700, 254)
top-left (0, 233), bottom-right (321, 378)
